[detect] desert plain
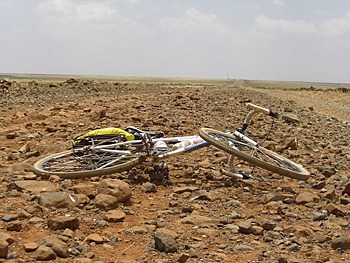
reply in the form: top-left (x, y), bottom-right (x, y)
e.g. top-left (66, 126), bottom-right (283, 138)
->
top-left (0, 75), bottom-right (349, 262)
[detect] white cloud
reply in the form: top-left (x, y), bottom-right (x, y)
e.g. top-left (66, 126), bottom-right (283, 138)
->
top-left (37, 0), bottom-right (118, 25)
top-left (270, 0), bottom-right (284, 6)
top-left (160, 7), bottom-right (232, 37)
top-left (254, 15), bottom-right (317, 34)
top-left (319, 11), bottom-right (350, 37)
top-left (125, 0), bottom-right (140, 4)
top-left (254, 12), bottom-right (350, 38)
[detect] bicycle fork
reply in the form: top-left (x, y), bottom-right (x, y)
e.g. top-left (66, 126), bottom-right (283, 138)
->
top-left (221, 130), bottom-right (257, 180)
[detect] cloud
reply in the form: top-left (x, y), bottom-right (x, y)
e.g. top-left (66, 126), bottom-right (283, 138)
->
top-left (270, 0), bottom-right (284, 6)
top-left (37, 0), bottom-right (121, 27)
top-left (319, 11), bottom-right (350, 37)
top-left (160, 7), bottom-right (232, 37)
top-left (254, 12), bottom-right (350, 38)
top-left (254, 15), bottom-right (317, 34)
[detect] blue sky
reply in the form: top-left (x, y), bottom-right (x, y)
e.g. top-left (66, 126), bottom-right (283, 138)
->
top-left (1, 0), bottom-right (350, 83)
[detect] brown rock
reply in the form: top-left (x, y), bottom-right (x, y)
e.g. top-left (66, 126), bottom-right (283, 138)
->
top-left (0, 239), bottom-right (8, 259)
top-left (86, 233), bottom-right (104, 244)
top-left (94, 194), bottom-right (119, 211)
top-left (47, 216), bottom-right (79, 231)
top-left (105, 209), bottom-right (126, 222)
top-left (38, 192), bottom-right (75, 208)
top-left (295, 191), bottom-right (320, 205)
top-left (24, 242), bottom-right (39, 252)
top-left (98, 179), bottom-right (132, 203)
top-left (35, 245), bottom-right (56, 261)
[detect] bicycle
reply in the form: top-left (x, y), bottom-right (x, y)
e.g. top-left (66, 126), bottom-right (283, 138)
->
top-left (32, 103), bottom-right (310, 181)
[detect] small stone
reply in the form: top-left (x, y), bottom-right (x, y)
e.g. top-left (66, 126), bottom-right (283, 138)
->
top-left (285, 137), bottom-right (298, 150)
top-left (238, 220), bottom-right (252, 234)
top-left (312, 211), bottom-right (327, 221)
top-left (331, 236), bottom-right (350, 250)
top-left (35, 245), bottom-right (56, 261)
top-left (23, 242), bottom-right (39, 252)
top-left (154, 229), bottom-right (178, 253)
top-left (326, 203), bottom-right (345, 217)
top-left (47, 216), bottom-right (79, 231)
top-left (86, 233), bottom-right (104, 244)
top-left (141, 182), bottom-right (157, 193)
top-left (0, 239), bottom-right (9, 259)
top-left (295, 191), bottom-right (320, 205)
top-left (105, 210), bottom-right (126, 222)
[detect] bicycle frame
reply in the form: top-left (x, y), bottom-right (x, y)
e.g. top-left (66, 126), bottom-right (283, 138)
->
top-left (74, 103), bottom-right (275, 170)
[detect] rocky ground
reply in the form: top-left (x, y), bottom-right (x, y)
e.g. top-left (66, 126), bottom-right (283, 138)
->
top-left (0, 78), bottom-right (349, 262)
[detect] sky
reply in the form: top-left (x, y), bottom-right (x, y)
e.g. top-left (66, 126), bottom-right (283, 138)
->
top-left (1, 0), bottom-right (350, 83)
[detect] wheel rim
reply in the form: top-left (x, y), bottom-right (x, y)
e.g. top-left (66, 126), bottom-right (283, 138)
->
top-left (207, 131), bottom-right (305, 174)
top-left (40, 150), bottom-right (139, 173)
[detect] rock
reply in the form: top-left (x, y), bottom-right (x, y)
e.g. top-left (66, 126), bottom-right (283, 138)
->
top-left (263, 230), bottom-right (282, 242)
top-left (313, 233), bottom-right (329, 243)
top-left (326, 204), bottom-right (346, 217)
top-left (141, 182), bottom-right (157, 193)
top-left (47, 216), bottom-right (79, 231)
top-left (98, 179), bottom-right (132, 203)
top-left (35, 245), bottom-right (56, 261)
top-left (71, 194), bottom-right (90, 206)
top-left (180, 215), bottom-right (216, 225)
top-left (127, 225), bottom-right (154, 235)
top-left (342, 182), bottom-right (350, 196)
top-left (5, 132), bottom-right (17, 139)
top-left (285, 137), bottom-right (298, 150)
top-left (0, 233), bottom-right (15, 245)
top-left (265, 193), bottom-right (290, 203)
top-left (235, 244), bottom-right (254, 251)
top-left (39, 235), bottom-right (69, 258)
top-left (6, 221), bottom-right (22, 231)
top-left (23, 242), bottom-right (39, 252)
top-left (154, 229), bottom-right (178, 253)
top-left (2, 214), bottom-right (18, 222)
top-left (312, 180), bottom-right (326, 190)
top-left (238, 220), bottom-right (252, 234)
top-left (73, 183), bottom-right (95, 198)
top-left (0, 239), bottom-right (9, 259)
top-left (331, 236), bottom-right (350, 250)
top-left (251, 226), bottom-right (264, 235)
top-left (105, 209), bottom-right (126, 222)
top-left (260, 220), bottom-right (277, 231)
top-left (191, 191), bottom-right (219, 201)
top-left (38, 192), bottom-right (75, 208)
top-left (323, 188), bottom-right (337, 200)
top-left (173, 186), bottom-right (199, 194)
top-left (312, 211), bottom-right (327, 221)
top-left (94, 194), bottom-right (119, 211)
top-left (11, 180), bottom-right (57, 193)
top-left (86, 234), bottom-right (104, 244)
top-left (282, 113), bottom-right (300, 124)
top-left (295, 191), bottom-right (320, 205)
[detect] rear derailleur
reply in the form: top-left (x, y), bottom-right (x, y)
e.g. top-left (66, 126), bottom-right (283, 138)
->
top-left (148, 161), bottom-right (172, 186)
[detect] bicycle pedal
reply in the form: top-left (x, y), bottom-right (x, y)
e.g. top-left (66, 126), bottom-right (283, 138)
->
top-left (221, 169), bottom-right (253, 180)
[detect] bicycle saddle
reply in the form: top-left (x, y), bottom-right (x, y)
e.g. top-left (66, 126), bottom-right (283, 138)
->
top-left (125, 126), bottom-right (165, 139)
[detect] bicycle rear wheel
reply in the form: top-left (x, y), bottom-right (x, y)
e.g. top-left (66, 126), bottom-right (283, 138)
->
top-left (33, 149), bottom-right (143, 179)
top-left (199, 128), bottom-right (310, 180)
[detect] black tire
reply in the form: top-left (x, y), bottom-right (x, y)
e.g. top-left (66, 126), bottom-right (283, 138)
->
top-left (199, 128), bottom-right (310, 180)
top-left (33, 149), bottom-right (143, 179)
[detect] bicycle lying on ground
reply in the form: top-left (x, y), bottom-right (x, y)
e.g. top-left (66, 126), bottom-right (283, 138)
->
top-left (32, 103), bottom-right (310, 181)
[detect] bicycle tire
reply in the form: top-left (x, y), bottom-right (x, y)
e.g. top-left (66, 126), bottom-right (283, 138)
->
top-left (33, 149), bottom-right (143, 179)
top-left (199, 128), bottom-right (310, 180)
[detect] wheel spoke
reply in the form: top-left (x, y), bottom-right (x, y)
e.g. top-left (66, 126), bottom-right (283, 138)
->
top-left (199, 128), bottom-right (309, 180)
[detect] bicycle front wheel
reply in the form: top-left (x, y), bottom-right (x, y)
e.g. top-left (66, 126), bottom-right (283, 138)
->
top-left (33, 149), bottom-right (143, 179)
top-left (199, 128), bottom-right (310, 180)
